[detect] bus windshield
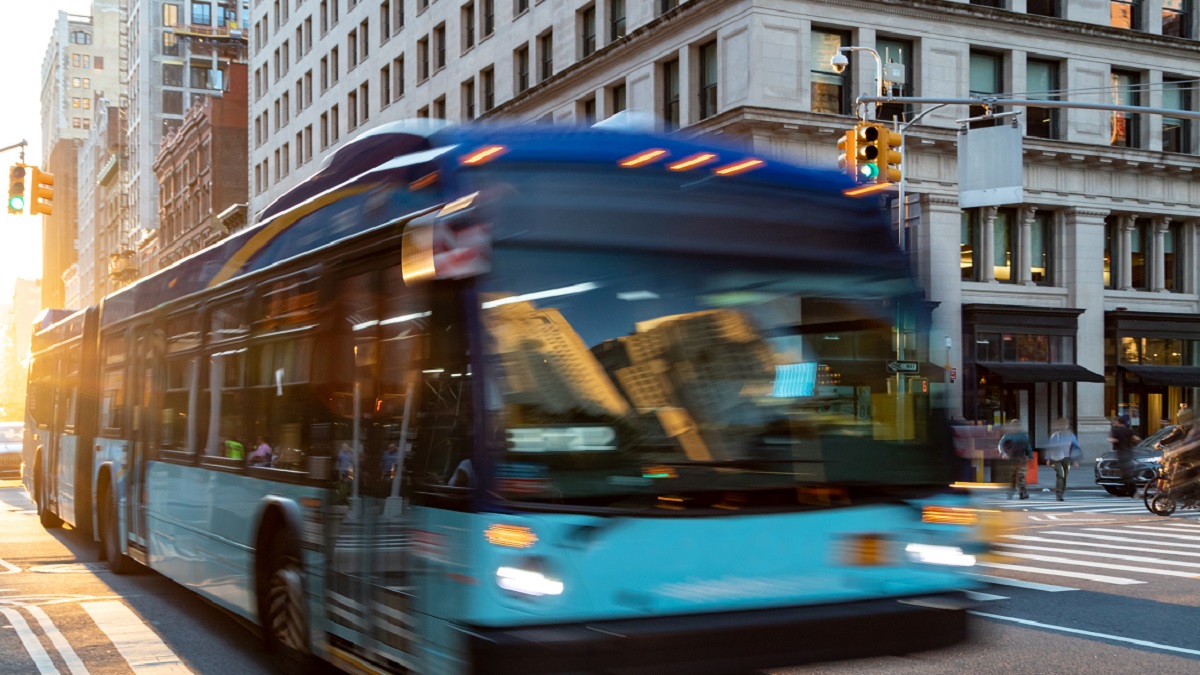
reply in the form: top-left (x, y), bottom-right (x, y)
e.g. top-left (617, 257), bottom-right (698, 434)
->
top-left (481, 245), bottom-right (950, 511)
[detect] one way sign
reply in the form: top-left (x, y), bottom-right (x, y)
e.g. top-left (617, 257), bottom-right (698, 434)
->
top-left (886, 360), bottom-right (920, 374)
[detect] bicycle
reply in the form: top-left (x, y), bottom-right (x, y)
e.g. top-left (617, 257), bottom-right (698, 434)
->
top-left (1143, 456), bottom-right (1200, 517)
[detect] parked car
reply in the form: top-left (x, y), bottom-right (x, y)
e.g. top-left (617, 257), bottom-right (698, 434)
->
top-left (1094, 424), bottom-right (1178, 496)
top-left (0, 422), bottom-right (22, 478)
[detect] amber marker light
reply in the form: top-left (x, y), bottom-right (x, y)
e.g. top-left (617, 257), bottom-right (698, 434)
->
top-left (667, 153), bottom-right (718, 171)
top-left (618, 149), bottom-right (668, 168)
top-left (844, 182), bottom-right (896, 197)
top-left (485, 524), bottom-right (538, 549)
top-left (461, 145), bottom-right (507, 165)
top-left (714, 158), bottom-right (765, 176)
top-left (921, 505), bottom-right (979, 526)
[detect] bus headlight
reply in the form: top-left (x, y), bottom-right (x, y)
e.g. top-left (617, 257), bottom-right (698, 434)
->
top-left (496, 566), bottom-right (564, 597)
top-left (905, 543), bottom-right (976, 567)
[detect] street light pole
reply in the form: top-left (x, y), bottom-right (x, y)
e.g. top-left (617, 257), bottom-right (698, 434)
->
top-left (835, 46), bottom-right (883, 120)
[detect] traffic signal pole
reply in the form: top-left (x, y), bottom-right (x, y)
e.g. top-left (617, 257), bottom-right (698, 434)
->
top-left (858, 95), bottom-right (1200, 120)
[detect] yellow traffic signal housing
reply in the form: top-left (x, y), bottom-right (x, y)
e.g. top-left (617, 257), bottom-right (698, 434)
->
top-left (855, 123), bottom-right (882, 183)
top-left (7, 164), bottom-right (25, 214)
top-left (29, 167), bottom-right (54, 217)
top-left (836, 128), bottom-right (857, 178)
top-left (871, 124), bottom-right (903, 184)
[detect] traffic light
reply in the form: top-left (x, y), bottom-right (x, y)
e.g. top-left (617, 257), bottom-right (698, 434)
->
top-left (838, 122), bottom-right (887, 183)
top-left (870, 123), bottom-right (903, 184)
top-left (836, 128), bottom-right (858, 178)
top-left (28, 167), bottom-right (54, 217)
top-left (7, 164), bottom-right (25, 214)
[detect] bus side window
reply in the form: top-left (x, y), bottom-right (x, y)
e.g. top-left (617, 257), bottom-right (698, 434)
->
top-left (206, 300), bottom-right (250, 459)
top-left (163, 314), bottom-right (203, 454)
top-left (98, 334), bottom-right (127, 435)
top-left (379, 265), bottom-right (428, 497)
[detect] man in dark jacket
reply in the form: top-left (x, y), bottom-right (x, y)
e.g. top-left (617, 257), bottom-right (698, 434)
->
top-left (1108, 415), bottom-right (1140, 497)
top-left (999, 419), bottom-right (1032, 500)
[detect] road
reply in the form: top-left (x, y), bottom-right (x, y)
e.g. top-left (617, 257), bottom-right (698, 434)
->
top-left (3, 476), bottom-right (1200, 674)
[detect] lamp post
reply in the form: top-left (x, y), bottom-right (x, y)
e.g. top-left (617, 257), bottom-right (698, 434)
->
top-left (833, 46), bottom-right (883, 120)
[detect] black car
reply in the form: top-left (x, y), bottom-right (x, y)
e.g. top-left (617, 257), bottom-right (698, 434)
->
top-left (1094, 425), bottom-right (1177, 496)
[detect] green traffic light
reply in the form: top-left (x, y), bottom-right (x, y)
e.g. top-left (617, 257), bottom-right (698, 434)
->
top-left (859, 163), bottom-right (879, 180)
top-left (8, 195), bottom-right (24, 211)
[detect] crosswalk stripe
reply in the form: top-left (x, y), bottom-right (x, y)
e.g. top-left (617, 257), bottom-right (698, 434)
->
top-left (1101, 526), bottom-right (1200, 540)
top-left (1052, 531), bottom-right (1200, 548)
top-left (966, 591), bottom-right (1008, 602)
top-left (997, 543), bottom-right (1200, 568)
top-left (81, 601), bottom-right (192, 674)
top-left (972, 612), bottom-right (1200, 657)
top-left (27, 605), bottom-right (88, 675)
top-left (998, 551), bottom-right (1200, 578)
top-left (966, 573), bottom-right (1077, 592)
top-left (977, 561), bottom-right (1143, 585)
top-left (0, 607), bottom-right (59, 675)
top-left (1003, 534), bottom-right (1200, 559)
top-left (1163, 523), bottom-right (1200, 530)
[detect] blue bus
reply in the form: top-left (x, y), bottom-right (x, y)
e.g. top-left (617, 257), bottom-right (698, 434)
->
top-left (25, 121), bottom-right (983, 674)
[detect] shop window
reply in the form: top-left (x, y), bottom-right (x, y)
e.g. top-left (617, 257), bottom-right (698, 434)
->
top-left (1016, 335), bottom-right (1049, 362)
top-left (1120, 336), bottom-right (1140, 364)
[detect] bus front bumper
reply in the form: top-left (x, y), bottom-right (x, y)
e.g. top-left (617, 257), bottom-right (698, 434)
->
top-left (468, 592), bottom-right (972, 675)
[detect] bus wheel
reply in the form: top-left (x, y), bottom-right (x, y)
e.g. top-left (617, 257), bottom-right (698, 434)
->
top-left (260, 532), bottom-right (311, 669)
top-left (35, 455), bottom-right (62, 529)
top-left (102, 482), bottom-right (135, 575)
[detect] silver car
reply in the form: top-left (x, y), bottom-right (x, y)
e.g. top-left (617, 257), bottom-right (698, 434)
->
top-left (0, 422), bottom-right (22, 477)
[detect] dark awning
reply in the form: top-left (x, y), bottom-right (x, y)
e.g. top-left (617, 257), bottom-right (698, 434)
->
top-left (1120, 365), bottom-right (1200, 387)
top-left (979, 362), bottom-right (1105, 384)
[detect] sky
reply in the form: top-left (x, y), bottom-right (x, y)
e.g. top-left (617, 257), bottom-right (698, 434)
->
top-left (0, 0), bottom-right (94, 305)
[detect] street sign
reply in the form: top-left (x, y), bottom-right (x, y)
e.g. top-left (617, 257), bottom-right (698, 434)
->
top-left (887, 360), bottom-right (920, 374)
top-left (957, 122), bottom-right (1023, 208)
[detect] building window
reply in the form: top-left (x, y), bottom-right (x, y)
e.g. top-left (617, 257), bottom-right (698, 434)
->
top-left (395, 0), bottom-right (405, 32)
top-left (347, 91), bottom-right (358, 130)
top-left (698, 40), bottom-right (718, 120)
top-left (349, 29), bottom-right (358, 68)
top-left (381, 64), bottom-right (392, 106)
top-left (581, 6), bottom-right (596, 57)
top-left (163, 32), bottom-right (180, 56)
top-left (419, 37), bottom-right (430, 80)
top-left (1165, 222), bottom-right (1184, 292)
top-left (381, 0), bottom-right (391, 40)
top-left (1027, 0), bottom-right (1059, 16)
top-left (193, 2), bottom-right (212, 25)
top-left (482, 66), bottom-right (495, 111)
top-left (483, 0), bottom-right (494, 37)
top-left (970, 0), bottom-right (1005, 7)
top-left (611, 0), bottom-right (626, 41)
top-left (163, 4), bottom-right (179, 26)
top-left (662, 58), bottom-right (680, 130)
top-left (435, 24), bottom-right (446, 70)
top-left (1130, 217), bottom-right (1150, 290)
top-left (660, 0), bottom-right (678, 14)
top-left (361, 82), bottom-right (370, 122)
top-left (611, 82), bottom-right (627, 115)
top-left (539, 31), bottom-right (553, 81)
top-left (969, 51), bottom-right (1003, 128)
top-left (463, 3), bottom-right (476, 51)
top-left (321, 0), bottom-right (328, 33)
top-left (1031, 212), bottom-right (1053, 285)
top-left (1104, 216), bottom-right (1118, 289)
top-left (434, 96), bottom-right (446, 119)
top-left (1110, 69), bottom-right (1140, 148)
top-left (163, 63), bottom-right (183, 86)
top-left (876, 38), bottom-right (913, 122)
top-left (395, 55), bottom-right (405, 99)
top-left (361, 19), bottom-right (370, 61)
top-left (1111, 0), bottom-right (1142, 29)
top-left (331, 46), bottom-right (340, 83)
top-left (515, 0), bottom-right (528, 15)
top-left (961, 211), bottom-right (976, 281)
top-left (320, 111), bottom-right (329, 148)
top-left (320, 56), bottom-right (329, 90)
top-left (993, 209), bottom-right (1015, 283)
top-left (1026, 59), bottom-right (1060, 140)
top-left (811, 29), bottom-right (850, 115)
top-left (515, 44), bottom-right (529, 92)
top-left (1162, 79), bottom-right (1192, 153)
top-left (463, 78), bottom-right (476, 120)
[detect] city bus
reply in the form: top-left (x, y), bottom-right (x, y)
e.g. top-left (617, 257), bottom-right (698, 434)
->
top-left (24, 121), bottom-right (983, 674)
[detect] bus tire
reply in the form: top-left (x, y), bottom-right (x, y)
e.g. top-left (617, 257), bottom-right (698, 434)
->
top-left (258, 530), bottom-right (311, 670)
top-left (101, 481), bottom-right (135, 575)
top-left (35, 454), bottom-right (62, 529)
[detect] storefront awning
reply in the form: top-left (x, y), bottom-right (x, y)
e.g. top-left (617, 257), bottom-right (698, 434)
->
top-left (978, 362), bottom-right (1105, 384)
top-left (1120, 365), bottom-right (1200, 387)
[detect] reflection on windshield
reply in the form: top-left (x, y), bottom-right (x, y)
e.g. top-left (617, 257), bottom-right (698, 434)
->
top-left (482, 247), bottom-right (946, 508)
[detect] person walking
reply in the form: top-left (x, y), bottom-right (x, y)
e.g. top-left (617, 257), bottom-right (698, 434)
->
top-left (998, 419), bottom-right (1032, 500)
top-left (1045, 418), bottom-right (1081, 502)
top-left (1108, 415), bottom-right (1141, 497)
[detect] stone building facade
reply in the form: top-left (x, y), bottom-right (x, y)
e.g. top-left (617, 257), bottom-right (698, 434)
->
top-left (250, 0), bottom-right (1200, 455)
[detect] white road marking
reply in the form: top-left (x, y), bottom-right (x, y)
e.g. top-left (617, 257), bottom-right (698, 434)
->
top-left (1164, 522), bottom-right (1200, 530)
top-left (0, 558), bottom-right (21, 574)
top-left (977, 561), bottom-right (1143, 585)
top-left (82, 601), bottom-right (193, 674)
top-left (1003, 535), bottom-right (1200, 558)
top-left (965, 591), bottom-right (1008, 602)
top-left (1053, 530), bottom-right (1200, 549)
top-left (0, 606), bottom-right (60, 674)
top-left (966, 574), bottom-right (1077, 592)
top-left (1107, 526), bottom-right (1200, 540)
top-left (998, 551), bottom-right (1200, 578)
top-left (998, 543), bottom-right (1200, 568)
top-left (27, 605), bottom-right (89, 675)
top-left (972, 611), bottom-right (1200, 657)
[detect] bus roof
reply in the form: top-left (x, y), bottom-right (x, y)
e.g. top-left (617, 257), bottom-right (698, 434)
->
top-left (90, 123), bottom-right (890, 328)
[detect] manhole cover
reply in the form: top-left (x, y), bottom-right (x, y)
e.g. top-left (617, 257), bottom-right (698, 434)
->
top-left (27, 563), bottom-right (110, 574)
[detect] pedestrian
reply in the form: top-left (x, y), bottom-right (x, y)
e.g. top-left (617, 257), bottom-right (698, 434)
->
top-left (380, 442), bottom-right (399, 477)
top-left (1108, 415), bottom-right (1141, 497)
top-left (998, 419), bottom-right (1032, 500)
top-left (1045, 418), bottom-right (1081, 502)
top-left (249, 435), bottom-right (273, 467)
